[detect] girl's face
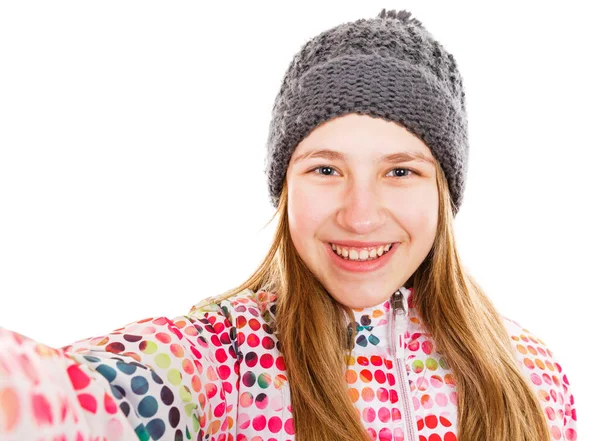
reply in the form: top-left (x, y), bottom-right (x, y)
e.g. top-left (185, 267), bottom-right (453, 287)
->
top-left (286, 113), bottom-right (439, 309)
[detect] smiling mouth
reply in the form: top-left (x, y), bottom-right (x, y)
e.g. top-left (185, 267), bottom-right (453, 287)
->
top-left (329, 242), bottom-right (397, 261)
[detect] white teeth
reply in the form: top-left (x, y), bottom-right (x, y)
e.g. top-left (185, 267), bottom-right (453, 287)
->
top-left (330, 242), bottom-right (394, 261)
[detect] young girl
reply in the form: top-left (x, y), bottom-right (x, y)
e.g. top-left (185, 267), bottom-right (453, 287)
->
top-left (0, 8), bottom-right (577, 441)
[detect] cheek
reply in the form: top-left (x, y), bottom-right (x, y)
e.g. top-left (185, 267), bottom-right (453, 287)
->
top-left (392, 188), bottom-right (439, 240)
top-left (287, 182), bottom-right (331, 244)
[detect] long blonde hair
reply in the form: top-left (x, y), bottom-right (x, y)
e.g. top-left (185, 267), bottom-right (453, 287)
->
top-left (208, 155), bottom-right (551, 441)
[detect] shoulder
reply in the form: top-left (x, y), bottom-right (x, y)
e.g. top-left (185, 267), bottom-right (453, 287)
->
top-left (500, 314), bottom-right (569, 386)
top-left (188, 288), bottom-right (279, 328)
top-left (500, 314), bottom-right (577, 436)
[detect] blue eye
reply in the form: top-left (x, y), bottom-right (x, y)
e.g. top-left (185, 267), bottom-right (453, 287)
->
top-left (310, 166), bottom-right (417, 178)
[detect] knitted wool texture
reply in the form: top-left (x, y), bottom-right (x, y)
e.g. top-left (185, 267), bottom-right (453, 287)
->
top-left (264, 8), bottom-right (469, 216)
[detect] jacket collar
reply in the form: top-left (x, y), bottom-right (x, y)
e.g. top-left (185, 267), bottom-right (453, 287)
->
top-left (346, 286), bottom-right (413, 349)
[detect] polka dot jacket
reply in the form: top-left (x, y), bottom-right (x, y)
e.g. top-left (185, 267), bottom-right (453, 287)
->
top-left (0, 286), bottom-right (578, 440)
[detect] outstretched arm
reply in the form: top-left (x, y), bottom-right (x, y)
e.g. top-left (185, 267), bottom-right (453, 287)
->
top-left (0, 304), bottom-right (238, 440)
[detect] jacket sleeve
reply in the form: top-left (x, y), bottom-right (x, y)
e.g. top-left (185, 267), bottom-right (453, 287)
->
top-left (0, 302), bottom-right (239, 440)
top-left (502, 317), bottom-right (578, 440)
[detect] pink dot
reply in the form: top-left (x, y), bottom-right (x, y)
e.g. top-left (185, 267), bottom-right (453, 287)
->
top-left (378, 407), bottom-right (391, 423)
top-left (362, 407), bottom-right (376, 423)
top-left (379, 427), bottom-right (392, 441)
top-left (284, 417), bottom-right (295, 435)
top-left (268, 416), bottom-right (282, 433)
top-left (435, 393), bottom-right (448, 407)
top-left (550, 425), bottom-right (562, 440)
top-left (393, 426), bottom-right (405, 440)
top-left (31, 393), bottom-right (53, 425)
top-left (430, 375), bottom-right (443, 388)
top-left (19, 355), bottom-right (39, 386)
top-left (565, 428), bottom-right (577, 440)
top-left (376, 387), bottom-right (389, 402)
top-left (530, 373), bottom-right (542, 386)
top-left (252, 415), bottom-right (266, 431)
top-left (422, 341), bottom-right (433, 354)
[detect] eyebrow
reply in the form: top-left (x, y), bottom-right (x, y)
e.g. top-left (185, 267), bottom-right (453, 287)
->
top-left (291, 148), bottom-right (435, 165)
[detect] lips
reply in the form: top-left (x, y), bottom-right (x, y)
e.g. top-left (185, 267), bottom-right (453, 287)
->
top-left (325, 241), bottom-right (399, 273)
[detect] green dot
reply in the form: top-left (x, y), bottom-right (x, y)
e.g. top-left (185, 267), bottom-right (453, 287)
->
top-left (167, 368), bottom-right (182, 386)
top-left (140, 340), bottom-right (158, 355)
top-left (192, 414), bottom-right (200, 433)
top-left (155, 353), bottom-right (171, 369)
top-left (425, 357), bottom-right (439, 370)
top-left (412, 359), bottom-right (424, 373)
top-left (439, 357), bottom-right (449, 369)
top-left (179, 385), bottom-right (192, 403)
top-left (257, 373), bottom-right (272, 389)
top-left (184, 402), bottom-right (197, 417)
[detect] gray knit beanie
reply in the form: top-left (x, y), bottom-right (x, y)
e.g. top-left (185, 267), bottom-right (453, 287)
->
top-left (264, 8), bottom-right (469, 216)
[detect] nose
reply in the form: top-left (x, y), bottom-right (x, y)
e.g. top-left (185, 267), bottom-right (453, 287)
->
top-left (336, 180), bottom-right (386, 235)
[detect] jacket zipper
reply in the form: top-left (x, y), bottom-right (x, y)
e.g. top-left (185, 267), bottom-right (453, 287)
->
top-left (391, 288), bottom-right (419, 441)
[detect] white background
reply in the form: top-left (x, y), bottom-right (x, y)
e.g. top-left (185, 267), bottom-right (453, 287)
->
top-left (0, 1), bottom-right (597, 438)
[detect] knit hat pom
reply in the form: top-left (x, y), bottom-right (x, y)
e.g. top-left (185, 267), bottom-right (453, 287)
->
top-left (377, 8), bottom-right (423, 27)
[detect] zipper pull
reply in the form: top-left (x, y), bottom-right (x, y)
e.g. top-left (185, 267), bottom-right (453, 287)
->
top-left (392, 289), bottom-right (408, 359)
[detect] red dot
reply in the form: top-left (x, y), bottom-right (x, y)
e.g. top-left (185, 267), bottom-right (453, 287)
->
top-left (444, 432), bottom-right (457, 441)
top-left (67, 365), bottom-right (90, 390)
top-left (374, 370), bottom-right (386, 384)
top-left (218, 365), bottom-right (231, 380)
top-left (77, 393), bottom-right (97, 414)
top-left (357, 356), bottom-right (369, 366)
top-left (360, 369), bottom-right (373, 382)
top-left (260, 354), bottom-right (274, 369)
top-left (246, 334), bottom-right (260, 348)
top-left (105, 342), bottom-right (125, 354)
top-left (215, 348), bottom-right (228, 363)
top-left (370, 355), bottom-right (383, 366)
top-left (440, 416), bottom-right (452, 427)
top-left (103, 393), bottom-right (117, 414)
top-left (214, 402), bottom-right (226, 418)
top-left (262, 336), bottom-right (275, 350)
top-left (425, 414), bottom-right (438, 429)
top-left (275, 356), bottom-right (286, 371)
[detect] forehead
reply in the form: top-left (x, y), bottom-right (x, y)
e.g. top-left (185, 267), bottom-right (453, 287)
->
top-left (291, 114), bottom-right (435, 165)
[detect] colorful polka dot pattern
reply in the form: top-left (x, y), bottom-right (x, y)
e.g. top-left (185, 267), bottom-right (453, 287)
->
top-left (0, 287), bottom-right (578, 440)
